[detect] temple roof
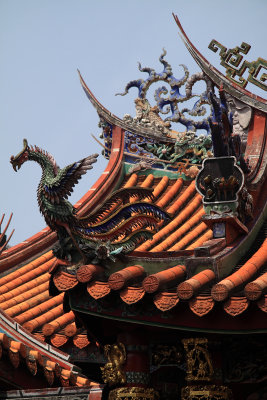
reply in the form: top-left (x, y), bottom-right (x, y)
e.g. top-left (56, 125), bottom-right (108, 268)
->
top-left (1, 15), bottom-right (267, 391)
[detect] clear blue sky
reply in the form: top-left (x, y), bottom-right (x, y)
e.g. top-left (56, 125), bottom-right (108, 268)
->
top-left (0, 0), bottom-right (266, 245)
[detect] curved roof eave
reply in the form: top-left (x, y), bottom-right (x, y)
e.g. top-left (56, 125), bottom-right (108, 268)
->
top-left (78, 70), bottom-right (175, 143)
top-left (172, 14), bottom-right (267, 113)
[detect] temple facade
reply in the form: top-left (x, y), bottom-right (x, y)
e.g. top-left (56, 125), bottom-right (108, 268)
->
top-left (0, 15), bottom-right (266, 400)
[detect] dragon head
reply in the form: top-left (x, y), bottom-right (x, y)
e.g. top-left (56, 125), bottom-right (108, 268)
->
top-left (10, 139), bottom-right (29, 171)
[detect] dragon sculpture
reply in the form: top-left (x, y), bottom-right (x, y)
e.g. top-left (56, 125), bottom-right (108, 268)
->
top-left (10, 139), bottom-right (169, 263)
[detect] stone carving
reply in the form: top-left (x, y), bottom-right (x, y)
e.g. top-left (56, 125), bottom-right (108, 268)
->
top-left (101, 342), bottom-right (126, 386)
top-left (226, 96), bottom-right (252, 154)
top-left (182, 338), bottom-right (214, 381)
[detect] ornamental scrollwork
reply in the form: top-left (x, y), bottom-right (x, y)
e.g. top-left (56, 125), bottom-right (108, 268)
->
top-left (208, 39), bottom-right (267, 91)
top-left (182, 338), bottom-right (214, 382)
top-left (181, 384), bottom-right (233, 400)
top-left (117, 49), bottom-right (214, 135)
top-left (124, 129), bottom-right (213, 176)
top-left (101, 342), bottom-right (126, 387)
top-left (108, 387), bottom-right (159, 400)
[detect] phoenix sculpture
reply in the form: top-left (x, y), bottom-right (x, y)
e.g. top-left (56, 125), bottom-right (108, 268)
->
top-left (10, 139), bottom-right (168, 263)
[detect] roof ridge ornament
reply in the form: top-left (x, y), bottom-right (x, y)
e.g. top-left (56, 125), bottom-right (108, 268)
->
top-left (208, 39), bottom-right (267, 91)
top-left (116, 49), bottom-right (214, 135)
top-left (10, 140), bottom-right (169, 266)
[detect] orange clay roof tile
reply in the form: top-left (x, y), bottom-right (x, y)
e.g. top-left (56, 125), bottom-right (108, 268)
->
top-left (0, 272), bottom-right (50, 304)
top-left (0, 251), bottom-right (54, 291)
top-left (50, 333), bottom-right (69, 348)
top-left (123, 173), bottom-right (138, 188)
top-left (0, 329), bottom-right (95, 387)
top-left (168, 222), bottom-right (209, 251)
top-left (5, 290), bottom-right (51, 317)
top-left (130, 174), bottom-right (154, 203)
top-left (14, 293), bottom-right (64, 325)
top-left (143, 265), bottom-right (186, 293)
top-left (150, 202), bottom-right (204, 252)
top-left (141, 174), bottom-right (154, 188)
top-left (53, 270), bottom-right (79, 291)
top-left (223, 297), bottom-right (249, 316)
top-left (156, 177), bottom-right (183, 208)
top-left (189, 296), bottom-right (215, 316)
top-left (153, 292), bottom-right (179, 312)
top-left (73, 334), bottom-right (90, 349)
top-left (23, 303), bottom-right (65, 332)
top-left (0, 258), bottom-right (55, 297)
top-left (212, 238), bottom-right (267, 301)
top-left (149, 176), bottom-right (169, 201)
top-left (185, 229), bottom-right (213, 250)
top-left (2, 167), bottom-right (266, 345)
top-left (177, 269), bottom-right (215, 300)
top-left (136, 195), bottom-right (203, 252)
top-left (33, 332), bottom-right (46, 342)
top-left (167, 180), bottom-right (197, 215)
top-left (257, 295), bottom-right (267, 313)
top-left (42, 311), bottom-right (75, 336)
top-left (119, 286), bottom-right (145, 304)
top-left (244, 272), bottom-right (267, 300)
top-left (169, 208), bottom-right (205, 251)
top-left (87, 281), bottom-right (111, 299)
top-left (64, 322), bottom-right (78, 337)
top-left (77, 264), bottom-right (105, 283)
top-left (108, 265), bottom-right (145, 290)
top-left (0, 280), bottom-right (49, 310)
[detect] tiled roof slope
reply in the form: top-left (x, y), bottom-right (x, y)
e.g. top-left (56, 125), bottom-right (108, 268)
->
top-left (0, 305), bottom-right (100, 389)
top-left (1, 167), bottom-right (267, 350)
top-left (0, 172), bottom-right (207, 344)
top-left (0, 250), bottom-right (90, 350)
top-left (51, 173), bottom-right (267, 322)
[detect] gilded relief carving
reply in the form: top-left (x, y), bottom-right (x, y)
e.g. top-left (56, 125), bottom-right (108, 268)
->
top-left (151, 344), bottom-right (183, 366)
top-left (181, 384), bottom-right (232, 400)
top-left (101, 342), bottom-right (126, 386)
top-left (109, 387), bottom-right (159, 400)
top-left (182, 338), bottom-right (214, 381)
